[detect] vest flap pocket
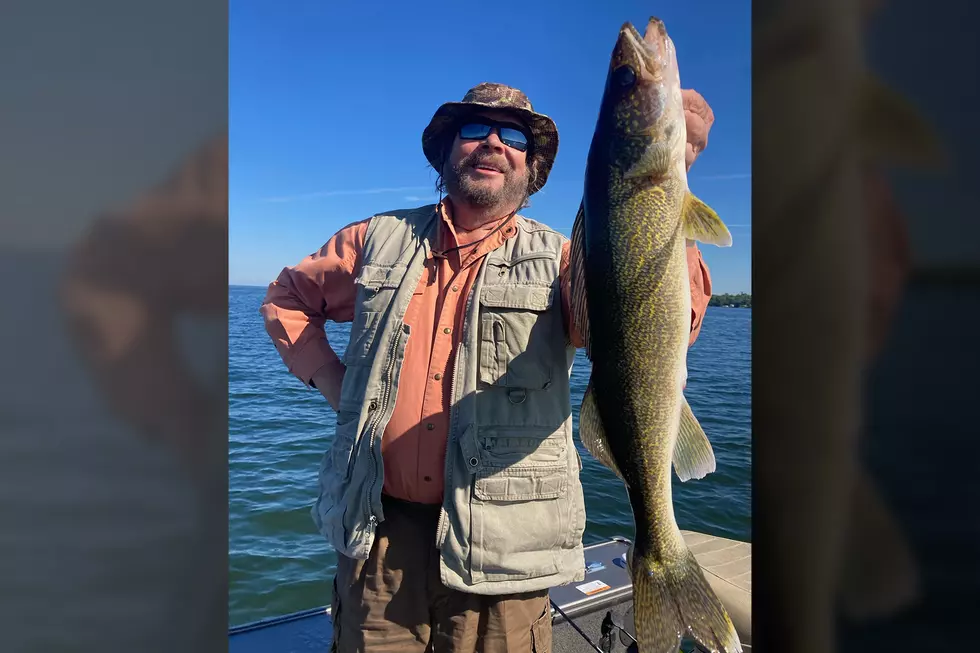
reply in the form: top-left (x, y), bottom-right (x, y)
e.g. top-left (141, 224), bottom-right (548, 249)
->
top-left (473, 463), bottom-right (567, 501)
top-left (478, 288), bottom-right (555, 390)
top-left (480, 285), bottom-right (554, 311)
top-left (355, 264), bottom-right (406, 290)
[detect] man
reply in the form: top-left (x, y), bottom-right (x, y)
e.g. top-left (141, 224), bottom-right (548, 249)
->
top-left (259, 82), bottom-right (715, 653)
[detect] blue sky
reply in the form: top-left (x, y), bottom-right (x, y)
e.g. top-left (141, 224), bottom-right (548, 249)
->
top-left (230, 0), bottom-right (751, 293)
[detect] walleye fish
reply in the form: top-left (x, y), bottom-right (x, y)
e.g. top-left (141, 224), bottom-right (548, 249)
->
top-left (569, 18), bottom-right (740, 653)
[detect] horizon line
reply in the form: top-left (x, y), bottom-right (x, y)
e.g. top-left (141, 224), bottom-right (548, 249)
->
top-left (259, 185), bottom-right (433, 203)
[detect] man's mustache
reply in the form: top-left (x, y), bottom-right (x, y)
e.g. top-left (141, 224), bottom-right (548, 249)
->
top-left (461, 153), bottom-right (510, 174)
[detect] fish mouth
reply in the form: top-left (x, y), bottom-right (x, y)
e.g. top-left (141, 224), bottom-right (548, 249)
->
top-left (618, 17), bottom-right (674, 84)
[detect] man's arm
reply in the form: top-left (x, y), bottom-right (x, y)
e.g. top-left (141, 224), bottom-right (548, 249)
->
top-left (686, 242), bottom-right (712, 345)
top-left (681, 88), bottom-right (715, 346)
top-left (258, 220), bottom-right (368, 410)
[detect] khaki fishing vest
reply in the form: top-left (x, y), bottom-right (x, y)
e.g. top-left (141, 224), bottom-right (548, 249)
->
top-left (311, 204), bottom-right (587, 594)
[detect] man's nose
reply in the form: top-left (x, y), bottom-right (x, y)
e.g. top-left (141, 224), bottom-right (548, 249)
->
top-left (480, 129), bottom-right (506, 151)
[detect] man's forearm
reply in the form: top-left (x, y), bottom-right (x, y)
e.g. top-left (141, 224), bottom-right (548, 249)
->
top-left (310, 358), bottom-right (347, 411)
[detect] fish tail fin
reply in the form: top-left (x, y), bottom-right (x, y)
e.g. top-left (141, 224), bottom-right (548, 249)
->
top-left (632, 546), bottom-right (742, 653)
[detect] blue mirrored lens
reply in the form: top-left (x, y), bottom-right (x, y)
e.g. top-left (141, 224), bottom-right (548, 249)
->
top-left (459, 123), bottom-right (492, 139)
top-left (499, 127), bottom-right (529, 151)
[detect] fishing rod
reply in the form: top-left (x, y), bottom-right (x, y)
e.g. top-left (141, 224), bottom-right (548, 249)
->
top-left (549, 599), bottom-right (606, 653)
top-left (600, 609), bottom-right (638, 649)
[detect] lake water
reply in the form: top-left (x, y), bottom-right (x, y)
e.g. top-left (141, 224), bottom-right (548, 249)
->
top-left (229, 285), bottom-right (751, 626)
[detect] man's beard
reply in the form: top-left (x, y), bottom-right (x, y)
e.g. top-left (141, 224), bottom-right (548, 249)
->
top-left (443, 152), bottom-right (530, 212)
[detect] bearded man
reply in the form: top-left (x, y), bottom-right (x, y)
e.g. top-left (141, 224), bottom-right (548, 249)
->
top-left (259, 82), bottom-right (716, 653)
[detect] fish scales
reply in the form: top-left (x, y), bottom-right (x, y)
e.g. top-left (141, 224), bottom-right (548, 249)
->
top-left (592, 173), bottom-right (690, 557)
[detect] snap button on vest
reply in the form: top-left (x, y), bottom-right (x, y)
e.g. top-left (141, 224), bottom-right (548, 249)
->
top-left (468, 456), bottom-right (479, 468)
top-left (368, 400), bottom-right (378, 411)
top-left (507, 388), bottom-right (527, 404)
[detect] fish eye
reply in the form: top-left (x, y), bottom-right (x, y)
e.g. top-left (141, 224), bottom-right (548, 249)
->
top-left (613, 65), bottom-right (636, 88)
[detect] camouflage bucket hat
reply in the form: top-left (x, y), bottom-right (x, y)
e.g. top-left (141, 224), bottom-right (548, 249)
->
top-left (422, 82), bottom-right (559, 196)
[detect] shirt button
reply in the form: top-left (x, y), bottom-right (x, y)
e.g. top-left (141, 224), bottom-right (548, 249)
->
top-left (423, 476), bottom-right (432, 482)
top-left (443, 327), bottom-right (451, 334)
top-left (434, 373), bottom-right (442, 380)
top-left (426, 423), bottom-right (435, 430)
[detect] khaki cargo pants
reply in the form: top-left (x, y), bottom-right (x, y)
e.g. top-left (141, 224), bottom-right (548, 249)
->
top-left (330, 494), bottom-right (553, 652)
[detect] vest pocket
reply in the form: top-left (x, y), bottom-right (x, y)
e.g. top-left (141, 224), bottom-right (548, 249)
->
top-left (476, 429), bottom-right (567, 469)
top-left (473, 464), bottom-right (567, 501)
top-left (469, 465), bottom-right (568, 580)
top-left (345, 263), bottom-right (406, 366)
top-left (330, 410), bottom-right (361, 480)
top-left (472, 433), bottom-right (568, 500)
top-left (478, 285), bottom-right (555, 390)
top-left (341, 310), bottom-right (382, 366)
top-left (313, 410), bottom-right (362, 552)
top-left (466, 427), bottom-right (571, 581)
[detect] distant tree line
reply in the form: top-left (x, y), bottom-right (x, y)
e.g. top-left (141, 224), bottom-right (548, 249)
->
top-left (708, 292), bottom-right (751, 308)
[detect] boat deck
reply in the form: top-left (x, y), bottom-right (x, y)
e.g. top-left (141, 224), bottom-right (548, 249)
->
top-left (229, 532), bottom-right (751, 652)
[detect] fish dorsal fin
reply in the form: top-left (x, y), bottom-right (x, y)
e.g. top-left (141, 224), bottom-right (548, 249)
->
top-left (579, 380), bottom-right (624, 479)
top-left (570, 199), bottom-right (593, 359)
top-left (682, 193), bottom-right (732, 247)
top-left (672, 395), bottom-right (717, 482)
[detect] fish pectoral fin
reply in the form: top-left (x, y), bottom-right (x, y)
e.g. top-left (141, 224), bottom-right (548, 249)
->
top-left (570, 199), bottom-right (593, 359)
top-left (839, 470), bottom-right (920, 621)
top-left (578, 381), bottom-right (624, 480)
top-left (683, 193), bottom-right (733, 247)
top-left (623, 142), bottom-right (672, 179)
top-left (673, 396), bottom-right (717, 482)
top-left (858, 74), bottom-right (946, 169)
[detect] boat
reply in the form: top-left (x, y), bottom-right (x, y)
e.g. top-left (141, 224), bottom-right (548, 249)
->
top-left (229, 530), bottom-right (751, 652)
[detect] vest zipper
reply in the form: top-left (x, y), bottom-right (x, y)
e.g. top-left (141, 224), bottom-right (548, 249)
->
top-left (436, 339), bottom-right (464, 549)
top-left (499, 251), bottom-right (556, 267)
top-left (365, 327), bottom-right (404, 527)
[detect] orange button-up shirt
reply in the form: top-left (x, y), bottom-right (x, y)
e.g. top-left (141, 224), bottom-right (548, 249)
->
top-left (260, 200), bottom-right (713, 504)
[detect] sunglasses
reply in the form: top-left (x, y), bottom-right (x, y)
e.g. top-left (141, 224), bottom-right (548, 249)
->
top-left (458, 121), bottom-right (531, 153)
